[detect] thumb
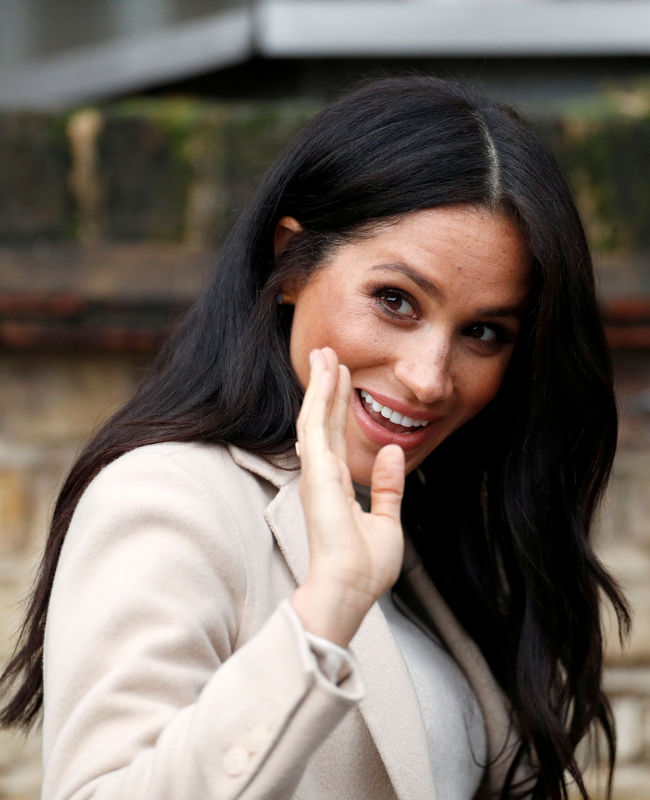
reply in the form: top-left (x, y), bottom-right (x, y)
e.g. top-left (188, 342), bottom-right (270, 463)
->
top-left (370, 444), bottom-right (405, 521)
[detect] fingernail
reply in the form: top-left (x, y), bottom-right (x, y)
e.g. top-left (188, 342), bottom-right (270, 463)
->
top-left (309, 349), bottom-right (317, 367)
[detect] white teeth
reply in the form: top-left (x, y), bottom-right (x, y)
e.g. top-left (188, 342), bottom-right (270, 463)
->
top-left (359, 390), bottom-right (429, 429)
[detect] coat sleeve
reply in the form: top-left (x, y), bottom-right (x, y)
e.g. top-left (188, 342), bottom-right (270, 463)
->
top-left (42, 445), bottom-right (363, 800)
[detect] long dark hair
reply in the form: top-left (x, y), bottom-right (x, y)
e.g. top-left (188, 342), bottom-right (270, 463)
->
top-left (1, 76), bottom-right (629, 799)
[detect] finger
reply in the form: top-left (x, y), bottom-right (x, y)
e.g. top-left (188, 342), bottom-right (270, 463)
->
top-left (318, 350), bottom-right (351, 476)
top-left (300, 350), bottom-right (337, 470)
top-left (319, 347), bottom-right (340, 447)
top-left (330, 364), bottom-right (351, 463)
top-left (296, 349), bottom-right (326, 443)
top-left (370, 444), bottom-right (405, 521)
top-left (321, 346), bottom-right (339, 372)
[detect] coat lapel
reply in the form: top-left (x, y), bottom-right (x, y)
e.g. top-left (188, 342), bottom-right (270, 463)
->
top-left (229, 445), bottom-right (311, 585)
top-left (230, 446), bottom-right (436, 800)
top-left (350, 601), bottom-right (436, 800)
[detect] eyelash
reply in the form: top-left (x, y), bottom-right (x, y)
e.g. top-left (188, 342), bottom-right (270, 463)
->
top-left (371, 285), bottom-right (512, 350)
top-left (373, 286), bottom-right (419, 320)
top-left (462, 322), bottom-right (510, 350)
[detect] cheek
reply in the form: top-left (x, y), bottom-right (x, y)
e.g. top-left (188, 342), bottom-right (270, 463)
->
top-left (289, 313), bottom-right (320, 390)
top-left (290, 300), bottom-right (381, 387)
top-left (460, 358), bottom-right (510, 415)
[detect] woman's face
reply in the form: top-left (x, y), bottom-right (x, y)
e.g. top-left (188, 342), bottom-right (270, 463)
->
top-left (286, 205), bottom-right (531, 486)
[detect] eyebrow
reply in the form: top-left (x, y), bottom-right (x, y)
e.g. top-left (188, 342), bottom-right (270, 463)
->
top-left (371, 262), bottom-right (526, 320)
top-left (372, 262), bottom-right (441, 297)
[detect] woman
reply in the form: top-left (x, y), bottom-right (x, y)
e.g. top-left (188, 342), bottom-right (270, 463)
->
top-left (1, 77), bottom-right (629, 799)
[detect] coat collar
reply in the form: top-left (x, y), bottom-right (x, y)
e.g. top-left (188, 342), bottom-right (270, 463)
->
top-left (228, 443), bottom-right (300, 487)
top-left (227, 444), bottom-right (524, 798)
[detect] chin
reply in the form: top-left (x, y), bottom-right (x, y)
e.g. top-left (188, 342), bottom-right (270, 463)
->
top-left (346, 454), bottom-right (374, 488)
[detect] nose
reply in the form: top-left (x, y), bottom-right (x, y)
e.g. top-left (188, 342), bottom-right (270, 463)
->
top-left (393, 334), bottom-right (454, 405)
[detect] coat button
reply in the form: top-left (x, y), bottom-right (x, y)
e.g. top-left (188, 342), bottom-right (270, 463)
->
top-left (223, 747), bottom-right (249, 777)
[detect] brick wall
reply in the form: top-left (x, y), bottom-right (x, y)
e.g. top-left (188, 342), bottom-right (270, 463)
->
top-left (0, 89), bottom-right (649, 799)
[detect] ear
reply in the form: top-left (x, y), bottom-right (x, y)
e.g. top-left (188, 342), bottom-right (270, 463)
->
top-left (273, 216), bottom-right (303, 260)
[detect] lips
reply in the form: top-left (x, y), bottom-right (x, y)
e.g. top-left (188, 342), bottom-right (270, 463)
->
top-left (359, 390), bottom-right (429, 431)
top-left (352, 389), bottom-right (443, 450)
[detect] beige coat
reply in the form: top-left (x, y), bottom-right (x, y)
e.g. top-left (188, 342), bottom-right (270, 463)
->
top-left (42, 442), bottom-right (525, 800)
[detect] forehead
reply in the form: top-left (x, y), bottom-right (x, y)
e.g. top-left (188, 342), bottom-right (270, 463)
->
top-left (320, 205), bottom-right (531, 301)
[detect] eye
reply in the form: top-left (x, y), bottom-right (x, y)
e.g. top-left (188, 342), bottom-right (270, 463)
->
top-left (463, 323), bottom-right (509, 349)
top-left (466, 323), bottom-right (496, 342)
top-left (375, 288), bottom-right (418, 319)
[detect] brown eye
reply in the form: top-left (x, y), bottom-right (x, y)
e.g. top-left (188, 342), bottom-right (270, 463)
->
top-left (465, 323), bottom-right (497, 343)
top-left (377, 289), bottom-right (416, 318)
top-left (463, 323), bottom-right (512, 351)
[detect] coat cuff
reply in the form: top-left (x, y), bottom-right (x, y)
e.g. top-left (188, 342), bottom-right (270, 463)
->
top-left (283, 600), bottom-right (359, 686)
top-left (192, 599), bottom-right (364, 797)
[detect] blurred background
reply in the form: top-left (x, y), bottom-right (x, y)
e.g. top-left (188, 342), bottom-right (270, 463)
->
top-left (0, 1), bottom-right (649, 798)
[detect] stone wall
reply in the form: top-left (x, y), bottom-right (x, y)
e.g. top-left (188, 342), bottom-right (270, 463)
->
top-left (0, 88), bottom-right (649, 799)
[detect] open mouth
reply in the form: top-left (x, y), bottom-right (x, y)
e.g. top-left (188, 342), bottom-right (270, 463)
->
top-left (358, 390), bottom-right (430, 435)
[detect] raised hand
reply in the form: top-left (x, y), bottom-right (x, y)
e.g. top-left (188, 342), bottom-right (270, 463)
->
top-left (290, 347), bottom-right (405, 648)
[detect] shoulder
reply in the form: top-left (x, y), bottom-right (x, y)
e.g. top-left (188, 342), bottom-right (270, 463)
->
top-left (85, 441), bottom-right (237, 494)
top-left (58, 441), bottom-right (302, 603)
top-left (66, 442), bottom-right (298, 562)
top-left (83, 441), bottom-right (297, 502)
top-left (77, 442), bottom-right (274, 520)
top-left (55, 444), bottom-right (264, 642)
top-left (61, 443), bottom-right (258, 576)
